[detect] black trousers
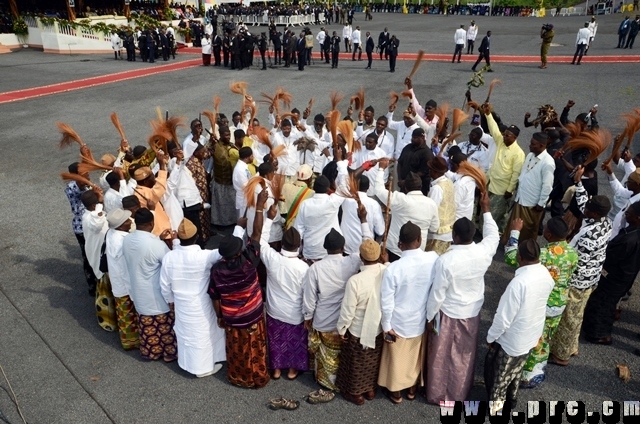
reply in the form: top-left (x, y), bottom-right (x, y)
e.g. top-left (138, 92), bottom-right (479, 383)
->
top-left (213, 47), bottom-right (221, 65)
top-left (618, 33), bottom-right (627, 48)
top-left (223, 49), bottom-right (229, 67)
top-left (366, 50), bottom-right (372, 67)
top-left (472, 51), bottom-right (490, 69)
top-left (297, 51), bottom-right (305, 70)
top-left (467, 39), bottom-right (475, 54)
top-left (625, 34), bottom-right (637, 48)
top-left (389, 54), bottom-right (397, 71)
top-left (324, 48), bottom-right (331, 63)
top-left (331, 50), bottom-right (339, 67)
top-left (453, 43), bottom-right (463, 62)
top-left (572, 44), bottom-right (586, 63)
top-left (260, 50), bottom-right (266, 69)
top-left (352, 43), bottom-right (361, 60)
top-left (75, 233), bottom-right (98, 293)
top-left (379, 45), bottom-right (388, 59)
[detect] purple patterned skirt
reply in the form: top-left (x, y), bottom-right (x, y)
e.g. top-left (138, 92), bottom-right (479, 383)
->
top-left (266, 314), bottom-right (309, 371)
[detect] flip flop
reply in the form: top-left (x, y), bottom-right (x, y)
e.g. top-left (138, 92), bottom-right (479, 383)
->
top-left (383, 388), bottom-right (402, 404)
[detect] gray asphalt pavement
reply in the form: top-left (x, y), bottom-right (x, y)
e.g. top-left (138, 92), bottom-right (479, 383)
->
top-left (0, 11), bottom-right (639, 424)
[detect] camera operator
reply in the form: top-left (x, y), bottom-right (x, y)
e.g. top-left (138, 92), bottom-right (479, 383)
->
top-left (539, 23), bottom-right (554, 69)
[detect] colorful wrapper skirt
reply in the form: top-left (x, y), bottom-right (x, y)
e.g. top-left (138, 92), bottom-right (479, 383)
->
top-left (114, 295), bottom-right (140, 350)
top-left (96, 274), bottom-right (117, 332)
top-left (225, 320), bottom-right (270, 388)
top-left (138, 312), bottom-right (177, 362)
top-left (309, 329), bottom-right (343, 391)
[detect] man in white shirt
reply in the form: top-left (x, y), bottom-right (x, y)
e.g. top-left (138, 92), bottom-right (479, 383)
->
top-left (378, 222), bottom-right (438, 403)
top-left (105, 208), bottom-right (139, 350)
top-left (351, 25), bottom-right (362, 61)
top-left (503, 132), bottom-right (555, 243)
top-left (303, 207), bottom-right (373, 391)
top-left (351, 133), bottom-right (387, 194)
top-left (259, 206), bottom-right (310, 380)
top-left (294, 174), bottom-right (347, 261)
top-left (316, 27), bottom-right (327, 60)
top-left (572, 22), bottom-right (591, 65)
top-left (232, 146), bottom-right (254, 218)
top-left (425, 193), bottom-right (499, 404)
top-left (103, 168), bottom-right (130, 213)
top-left (336, 239), bottom-right (386, 405)
top-left (271, 119), bottom-right (301, 182)
top-left (341, 175), bottom-right (385, 254)
top-left (426, 157), bottom-right (455, 255)
top-left (587, 16), bottom-right (598, 52)
top-left (374, 160), bottom-right (439, 261)
top-left (342, 23), bottom-right (352, 52)
top-left (467, 20), bottom-right (478, 54)
top-left (453, 24), bottom-right (466, 63)
top-left (159, 218), bottom-right (226, 378)
top-left (122, 208), bottom-right (177, 362)
top-left (458, 127), bottom-right (490, 173)
top-left (485, 239), bottom-right (554, 416)
top-left (111, 30), bottom-right (122, 60)
top-left (450, 153), bottom-right (478, 221)
top-left (201, 33), bottom-right (212, 65)
top-left (81, 190), bottom-right (115, 332)
top-left (385, 104), bottom-right (421, 160)
top-left (603, 164), bottom-right (640, 240)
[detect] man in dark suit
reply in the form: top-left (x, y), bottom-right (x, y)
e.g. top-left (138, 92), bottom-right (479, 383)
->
top-left (618, 15), bottom-right (631, 48)
top-left (378, 27), bottom-right (390, 60)
top-left (258, 33), bottom-right (268, 70)
top-left (283, 31), bottom-right (291, 67)
top-left (471, 30), bottom-right (492, 72)
top-left (331, 31), bottom-right (341, 69)
top-left (297, 31), bottom-right (306, 71)
top-left (323, 34), bottom-right (331, 64)
top-left (365, 31), bottom-right (375, 69)
top-left (624, 15), bottom-right (639, 48)
top-left (223, 33), bottom-right (231, 67)
top-left (388, 35), bottom-right (399, 72)
top-left (212, 33), bottom-right (222, 66)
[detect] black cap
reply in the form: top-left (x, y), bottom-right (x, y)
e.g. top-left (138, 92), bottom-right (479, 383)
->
top-left (219, 235), bottom-right (243, 258)
top-left (323, 228), bottom-right (345, 251)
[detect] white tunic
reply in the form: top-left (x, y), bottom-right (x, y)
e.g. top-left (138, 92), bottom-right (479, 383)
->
top-left (159, 244), bottom-right (226, 375)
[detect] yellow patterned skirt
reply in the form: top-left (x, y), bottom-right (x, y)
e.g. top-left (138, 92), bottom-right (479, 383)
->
top-left (309, 329), bottom-right (343, 391)
top-left (96, 274), bottom-right (117, 332)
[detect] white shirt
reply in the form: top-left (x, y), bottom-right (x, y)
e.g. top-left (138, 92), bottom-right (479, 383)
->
top-left (201, 37), bottom-right (212, 54)
top-left (413, 113), bottom-right (439, 147)
top-left (159, 244), bottom-right (226, 374)
top-left (486, 263), bottom-right (554, 357)
top-left (174, 164), bottom-right (203, 208)
top-left (381, 249), bottom-right (438, 338)
top-left (467, 25), bottom-right (478, 41)
top-left (373, 168), bottom-right (440, 257)
top-left (337, 263), bottom-right (386, 345)
top-left (316, 30), bottom-right (326, 45)
top-left (385, 111), bottom-right (420, 159)
top-left (182, 133), bottom-right (207, 163)
top-left (514, 150), bottom-right (555, 208)
top-left (294, 193), bottom-right (346, 260)
top-left (81, 206), bottom-right (108, 280)
top-left (453, 174), bottom-right (477, 221)
top-left (458, 140), bottom-right (490, 173)
top-left (588, 21), bottom-right (598, 38)
top-left (103, 181), bottom-right (129, 213)
top-left (246, 179), bottom-right (284, 243)
top-left (351, 29), bottom-right (361, 44)
top-left (259, 218), bottom-right (309, 325)
top-left (610, 159), bottom-right (638, 218)
top-left (271, 130), bottom-right (300, 176)
top-left (232, 160), bottom-right (252, 212)
top-left (352, 147), bottom-right (387, 193)
top-left (455, 28), bottom-right (466, 45)
top-left (576, 27), bottom-right (591, 45)
top-left (342, 25), bottom-right (352, 39)
top-left (608, 174), bottom-right (640, 240)
top-left (340, 193), bottom-right (385, 255)
top-left (106, 228), bottom-right (131, 298)
top-left (427, 213), bottom-right (499, 321)
top-left (122, 230), bottom-right (170, 316)
top-left (111, 33), bottom-right (121, 49)
top-left (303, 253), bottom-right (363, 332)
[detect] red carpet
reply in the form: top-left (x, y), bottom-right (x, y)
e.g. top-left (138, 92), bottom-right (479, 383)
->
top-left (179, 47), bottom-right (640, 63)
top-left (0, 59), bottom-right (200, 105)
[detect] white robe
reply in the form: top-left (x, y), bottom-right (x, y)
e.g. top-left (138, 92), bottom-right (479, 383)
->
top-left (159, 244), bottom-right (226, 375)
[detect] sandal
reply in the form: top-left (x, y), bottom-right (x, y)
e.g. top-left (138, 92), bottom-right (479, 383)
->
top-left (307, 389), bottom-right (335, 404)
top-left (269, 398), bottom-right (300, 411)
top-left (383, 388), bottom-right (402, 404)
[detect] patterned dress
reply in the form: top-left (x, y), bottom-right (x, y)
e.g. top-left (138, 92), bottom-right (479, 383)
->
top-left (186, 155), bottom-right (211, 243)
top-left (505, 237), bottom-right (578, 388)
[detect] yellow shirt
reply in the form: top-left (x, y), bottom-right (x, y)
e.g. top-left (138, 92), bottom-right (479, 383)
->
top-left (486, 114), bottom-right (525, 195)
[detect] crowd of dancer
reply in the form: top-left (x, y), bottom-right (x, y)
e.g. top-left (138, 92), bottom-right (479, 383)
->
top-left (61, 76), bottom-right (640, 414)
